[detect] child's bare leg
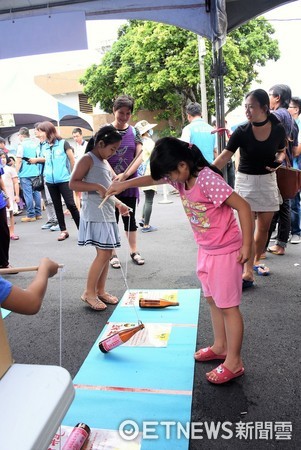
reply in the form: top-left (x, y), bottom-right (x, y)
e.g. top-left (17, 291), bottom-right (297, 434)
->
top-left (206, 306), bottom-right (244, 382)
top-left (82, 249), bottom-right (111, 299)
top-left (96, 254), bottom-right (111, 296)
top-left (195, 296), bottom-right (227, 356)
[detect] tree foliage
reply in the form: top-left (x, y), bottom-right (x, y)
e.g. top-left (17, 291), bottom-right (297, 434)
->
top-left (80, 18), bottom-right (280, 127)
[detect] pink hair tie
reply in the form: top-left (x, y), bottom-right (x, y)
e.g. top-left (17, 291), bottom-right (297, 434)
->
top-left (188, 143), bottom-right (192, 149)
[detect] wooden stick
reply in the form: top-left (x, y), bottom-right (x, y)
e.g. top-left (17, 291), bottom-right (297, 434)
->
top-left (98, 195), bottom-right (111, 209)
top-left (99, 149), bottom-right (143, 208)
top-left (0, 264), bottom-right (64, 274)
top-left (123, 149), bottom-right (143, 176)
top-left (99, 195), bottom-right (133, 211)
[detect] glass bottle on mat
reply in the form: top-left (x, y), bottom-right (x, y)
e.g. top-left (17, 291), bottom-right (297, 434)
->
top-left (99, 322), bottom-right (145, 353)
top-left (62, 423), bottom-right (90, 450)
top-left (139, 299), bottom-right (180, 308)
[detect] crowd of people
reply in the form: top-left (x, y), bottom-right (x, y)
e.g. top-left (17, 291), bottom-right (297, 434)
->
top-left (1, 86), bottom-right (301, 385)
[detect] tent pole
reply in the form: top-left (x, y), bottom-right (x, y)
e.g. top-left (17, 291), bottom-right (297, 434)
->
top-left (198, 35), bottom-right (208, 123)
top-left (212, 43), bottom-right (227, 180)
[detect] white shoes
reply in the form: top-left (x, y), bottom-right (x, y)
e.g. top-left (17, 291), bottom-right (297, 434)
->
top-left (290, 234), bottom-right (301, 244)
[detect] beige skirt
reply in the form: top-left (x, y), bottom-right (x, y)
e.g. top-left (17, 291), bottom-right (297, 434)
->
top-left (235, 171), bottom-right (281, 212)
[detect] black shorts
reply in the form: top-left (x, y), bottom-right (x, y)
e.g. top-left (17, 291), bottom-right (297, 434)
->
top-left (115, 196), bottom-right (137, 232)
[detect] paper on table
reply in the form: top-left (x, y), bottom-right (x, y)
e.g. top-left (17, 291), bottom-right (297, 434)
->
top-left (101, 322), bottom-right (172, 347)
top-left (121, 290), bottom-right (178, 307)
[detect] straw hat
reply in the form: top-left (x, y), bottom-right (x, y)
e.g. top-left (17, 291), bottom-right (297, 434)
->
top-left (135, 120), bottom-right (157, 135)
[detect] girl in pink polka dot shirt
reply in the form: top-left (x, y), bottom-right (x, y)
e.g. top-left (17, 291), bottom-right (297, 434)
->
top-left (106, 137), bottom-right (253, 385)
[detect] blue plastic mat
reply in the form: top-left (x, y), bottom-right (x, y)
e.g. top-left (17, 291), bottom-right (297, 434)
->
top-left (63, 289), bottom-right (201, 450)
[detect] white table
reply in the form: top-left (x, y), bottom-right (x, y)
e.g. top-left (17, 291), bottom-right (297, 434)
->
top-left (0, 363), bottom-right (75, 450)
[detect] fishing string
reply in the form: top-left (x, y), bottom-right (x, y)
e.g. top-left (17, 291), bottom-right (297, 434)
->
top-left (58, 265), bottom-right (66, 450)
top-left (97, 145), bottom-right (143, 324)
top-left (58, 266), bottom-right (64, 368)
top-left (99, 193), bottom-right (141, 324)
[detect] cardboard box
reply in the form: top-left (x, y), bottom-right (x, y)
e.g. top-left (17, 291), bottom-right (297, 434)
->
top-left (0, 310), bottom-right (13, 379)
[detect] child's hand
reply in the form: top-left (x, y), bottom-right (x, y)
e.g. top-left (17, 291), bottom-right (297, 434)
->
top-left (117, 203), bottom-right (130, 217)
top-left (39, 257), bottom-right (59, 277)
top-left (106, 181), bottom-right (124, 196)
top-left (96, 188), bottom-right (106, 198)
top-left (237, 245), bottom-right (251, 264)
top-left (113, 172), bottom-right (126, 182)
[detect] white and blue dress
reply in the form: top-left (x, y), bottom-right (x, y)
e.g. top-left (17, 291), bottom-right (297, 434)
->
top-left (78, 152), bottom-right (120, 249)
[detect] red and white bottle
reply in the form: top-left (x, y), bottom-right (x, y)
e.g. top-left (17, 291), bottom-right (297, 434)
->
top-left (62, 423), bottom-right (90, 450)
top-left (99, 322), bottom-right (144, 353)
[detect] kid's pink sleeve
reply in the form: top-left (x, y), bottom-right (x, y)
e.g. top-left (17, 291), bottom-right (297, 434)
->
top-left (198, 170), bottom-right (233, 207)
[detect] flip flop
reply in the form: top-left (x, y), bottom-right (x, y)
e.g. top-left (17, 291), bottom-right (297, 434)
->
top-left (80, 295), bottom-right (107, 311)
top-left (194, 347), bottom-right (226, 362)
top-left (242, 279), bottom-right (254, 290)
top-left (267, 247), bottom-right (285, 255)
top-left (206, 364), bottom-right (245, 385)
top-left (97, 292), bottom-right (119, 305)
top-left (253, 264), bottom-right (270, 276)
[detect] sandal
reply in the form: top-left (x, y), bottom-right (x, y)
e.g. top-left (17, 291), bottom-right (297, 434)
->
top-left (81, 295), bottom-right (107, 311)
top-left (109, 255), bottom-right (121, 269)
top-left (97, 292), bottom-right (119, 305)
top-left (242, 279), bottom-right (254, 290)
top-left (10, 235), bottom-right (20, 240)
top-left (253, 264), bottom-right (270, 276)
top-left (194, 347), bottom-right (227, 362)
top-left (130, 252), bottom-right (145, 265)
top-left (267, 246), bottom-right (285, 255)
top-left (206, 364), bottom-right (245, 385)
top-left (57, 231), bottom-right (69, 241)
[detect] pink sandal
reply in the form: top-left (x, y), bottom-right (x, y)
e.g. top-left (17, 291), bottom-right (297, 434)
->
top-left (10, 235), bottom-right (20, 240)
top-left (206, 364), bottom-right (244, 384)
top-left (194, 347), bottom-right (226, 362)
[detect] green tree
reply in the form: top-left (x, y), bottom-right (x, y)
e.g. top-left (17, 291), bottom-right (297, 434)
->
top-left (80, 18), bottom-right (279, 129)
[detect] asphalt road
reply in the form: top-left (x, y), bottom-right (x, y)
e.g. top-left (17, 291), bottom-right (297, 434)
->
top-left (3, 186), bottom-right (300, 449)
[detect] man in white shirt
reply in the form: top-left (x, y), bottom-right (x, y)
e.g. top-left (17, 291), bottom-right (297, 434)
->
top-left (72, 128), bottom-right (87, 161)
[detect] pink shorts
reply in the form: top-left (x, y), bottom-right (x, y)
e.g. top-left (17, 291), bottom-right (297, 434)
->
top-left (196, 248), bottom-right (243, 308)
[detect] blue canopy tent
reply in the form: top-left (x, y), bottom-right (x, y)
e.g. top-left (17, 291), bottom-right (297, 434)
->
top-left (0, 1), bottom-right (297, 143)
top-left (0, 1), bottom-right (296, 46)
